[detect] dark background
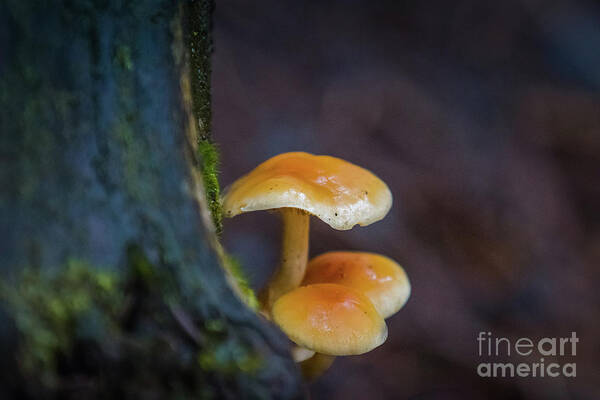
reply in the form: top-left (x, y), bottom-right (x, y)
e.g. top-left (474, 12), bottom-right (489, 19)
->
top-left (212, 1), bottom-right (600, 399)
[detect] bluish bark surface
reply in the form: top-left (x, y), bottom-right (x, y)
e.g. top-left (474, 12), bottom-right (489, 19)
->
top-left (0, 1), bottom-right (302, 398)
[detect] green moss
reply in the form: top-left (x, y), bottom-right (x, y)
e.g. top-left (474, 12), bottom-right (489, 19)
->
top-left (204, 318), bottom-right (226, 333)
top-left (223, 255), bottom-right (259, 311)
top-left (197, 139), bottom-right (224, 235)
top-left (192, 90), bottom-right (257, 311)
top-left (127, 243), bottom-right (161, 286)
top-left (198, 333), bottom-right (263, 375)
top-left (114, 45), bottom-right (134, 71)
top-left (0, 260), bottom-right (123, 387)
top-left (0, 248), bottom-right (264, 395)
top-left (184, 0), bottom-right (222, 235)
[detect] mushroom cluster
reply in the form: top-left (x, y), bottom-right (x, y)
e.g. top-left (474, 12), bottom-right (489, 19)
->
top-left (222, 152), bottom-right (411, 379)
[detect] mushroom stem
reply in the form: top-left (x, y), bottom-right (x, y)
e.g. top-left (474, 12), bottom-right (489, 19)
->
top-left (300, 353), bottom-right (336, 381)
top-left (262, 208), bottom-right (310, 309)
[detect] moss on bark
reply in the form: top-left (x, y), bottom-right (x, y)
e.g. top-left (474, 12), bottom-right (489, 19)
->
top-left (0, 0), bottom-right (301, 398)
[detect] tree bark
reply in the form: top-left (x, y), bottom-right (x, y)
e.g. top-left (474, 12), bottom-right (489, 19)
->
top-left (0, 1), bottom-right (303, 398)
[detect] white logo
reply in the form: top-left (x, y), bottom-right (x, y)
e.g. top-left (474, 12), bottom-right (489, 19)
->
top-left (476, 332), bottom-right (578, 378)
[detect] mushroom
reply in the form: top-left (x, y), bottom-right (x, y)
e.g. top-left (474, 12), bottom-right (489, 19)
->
top-left (271, 283), bottom-right (387, 356)
top-left (222, 152), bottom-right (392, 307)
top-left (298, 252), bottom-right (411, 379)
top-left (302, 251), bottom-right (411, 318)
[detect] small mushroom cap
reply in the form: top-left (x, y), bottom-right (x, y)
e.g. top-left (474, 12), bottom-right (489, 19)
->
top-left (222, 152), bottom-right (392, 230)
top-left (302, 252), bottom-right (410, 318)
top-left (272, 283), bottom-right (387, 356)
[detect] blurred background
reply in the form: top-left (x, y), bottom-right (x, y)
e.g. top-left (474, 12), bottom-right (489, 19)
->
top-left (212, 1), bottom-right (600, 399)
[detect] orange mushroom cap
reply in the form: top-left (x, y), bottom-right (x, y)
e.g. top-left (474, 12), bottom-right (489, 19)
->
top-left (302, 252), bottom-right (410, 318)
top-left (272, 283), bottom-right (387, 356)
top-left (222, 152), bottom-right (392, 230)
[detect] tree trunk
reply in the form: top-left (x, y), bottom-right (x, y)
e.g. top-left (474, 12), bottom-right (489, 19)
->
top-left (0, 1), bottom-right (303, 398)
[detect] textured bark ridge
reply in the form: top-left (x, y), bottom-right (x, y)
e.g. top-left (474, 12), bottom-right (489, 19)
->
top-left (0, 1), bottom-right (303, 398)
